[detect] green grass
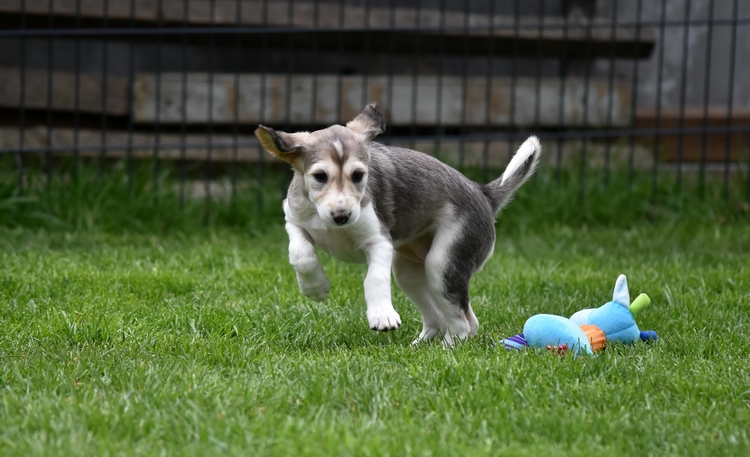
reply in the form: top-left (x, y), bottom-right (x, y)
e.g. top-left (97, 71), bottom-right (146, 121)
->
top-left (1, 162), bottom-right (749, 455)
top-left (2, 158), bottom-right (749, 233)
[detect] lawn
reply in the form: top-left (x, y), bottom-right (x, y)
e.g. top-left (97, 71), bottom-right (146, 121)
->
top-left (1, 165), bottom-right (749, 455)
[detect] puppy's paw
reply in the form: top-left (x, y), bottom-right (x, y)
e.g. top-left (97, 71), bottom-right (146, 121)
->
top-left (367, 309), bottom-right (402, 332)
top-left (440, 328), bottom-right (470, 349)
top-left (297, 274), bottom-right (330, 302)
top-left (411, 326), bottom-right (442, 345)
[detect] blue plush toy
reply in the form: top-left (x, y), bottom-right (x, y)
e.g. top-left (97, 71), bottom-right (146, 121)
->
top-left (503, 275), bottom-right (657, 356)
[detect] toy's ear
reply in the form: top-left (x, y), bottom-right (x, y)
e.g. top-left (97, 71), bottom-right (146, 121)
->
top-left (612, 274), bottom-right (630, 307)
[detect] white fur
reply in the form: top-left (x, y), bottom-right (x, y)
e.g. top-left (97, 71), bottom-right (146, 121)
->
top-left (423, 206), bottom-right (472, 346)
top-left (333, 139), bottom-right (343, 156)
top-left (392, 253), bottom-right (445, 343)
top-left (284, 200), bottom-right (401, 331)
top-left (501, 136), bottom-right (541, 185)
top-left (305, 160), bottom-right (368, 229)
top-left (284, 204), bottom-right (331, 302)
top-left (352, 204), bottom-right (401, 330)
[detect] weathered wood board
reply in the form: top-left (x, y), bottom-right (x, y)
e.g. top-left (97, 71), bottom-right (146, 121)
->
top-left (0, 126), bottom-right (265, 163)
top-left (133, 73), bottom-right (633, 128)
top-left (636, 107), bottom-right (750, 162)
top-left (1, 126), bottom-right (658, 169)
top-left (0, 68), bottom-right (129, 115)
top-left (0, 0), bottom-right (654, 58)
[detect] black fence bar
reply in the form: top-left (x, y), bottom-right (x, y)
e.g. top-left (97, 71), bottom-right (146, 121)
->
top-left (652, 0), bottom-right (668, 201)
top-left (72, 0), bottom-right (82, 183)
top-left (603, 0), bottom-right (618, 188)
top-left (507, 0), bottom-right (520, 167)
top-left (44, 0), bottom-right (53, 187)
top-left (152, 0), bottom-right (163, 190)
top-left (724, 0), bottom-right (739, 201)
top-left (627, 0), bottom-right (644, 188)
top-left (124, 0), bottom-right (135, 198)
top-left (178, 0), bottom-right (189, 206)
top-left (203, 0), bottom-right (217, 225)
top-left (408, 0), bottom-right (422, 150)
top-left (457, 0), bottom-right (472, 169)
top-left (675, 0), bottom-right (692, 191)
top-left (481, 0), bottom-right (497, 184)
top-left (99, 0), bottom-right (110, 178)
top-left (230, 0), bottom-right (242, 211)
top-left (433, 0), bottom-right (447, 164)
top-left (15, 0), bottom-right (27, 194)
top-left (699, 0), bottom-right (716, 196)
top-left (554, 5), bottom-right (570, 185)
top-left (256, 0), bottom-right (269, 215)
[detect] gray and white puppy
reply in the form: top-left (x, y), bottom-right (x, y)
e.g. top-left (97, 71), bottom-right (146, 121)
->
top-left (255, 103), bottom-right (541, 346)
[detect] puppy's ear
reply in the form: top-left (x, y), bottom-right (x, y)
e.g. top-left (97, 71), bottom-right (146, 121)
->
top-left (255, 125), bottom-right (309, 165)
top-left (346, 102), bottom-right (385, 141)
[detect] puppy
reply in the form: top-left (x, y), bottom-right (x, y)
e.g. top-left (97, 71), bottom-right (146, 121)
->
top-left (255, 103), bottom-right (541, 346)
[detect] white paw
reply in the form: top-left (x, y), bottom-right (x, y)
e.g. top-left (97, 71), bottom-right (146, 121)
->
top-left (436, 316), bottom-right (471, 348)
top-left (367, 309), bottom-right (402, 332)
top-left (411, 326), bottom-right (442, 345)
top-left (297, 274), bottom-right (330, 302)
top-left (440, 329), bottom-right (470, 349)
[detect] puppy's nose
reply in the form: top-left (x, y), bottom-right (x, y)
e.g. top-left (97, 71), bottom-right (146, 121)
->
top-left (331, 211), bottom-right (350, 225)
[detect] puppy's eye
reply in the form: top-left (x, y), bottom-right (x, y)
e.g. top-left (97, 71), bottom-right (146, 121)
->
top-left (352, 171), bottom-right (364, 183)
top-left (312, 172), bottom-right (328, 183)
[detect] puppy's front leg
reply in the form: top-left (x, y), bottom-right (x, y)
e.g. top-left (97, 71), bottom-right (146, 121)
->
top-left (286, 222), bottom-right (330, 301)
top-left (364, 241), bottom-right (401, 331)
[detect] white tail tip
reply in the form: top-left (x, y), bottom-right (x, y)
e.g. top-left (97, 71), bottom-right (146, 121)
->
top-left (500, 136), bottom-right (541, 185)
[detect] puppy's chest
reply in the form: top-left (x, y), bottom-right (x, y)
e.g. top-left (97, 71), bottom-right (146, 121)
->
top-left (306, 226), bottom-right (367, 263)
top-left (285, 199), bottom-right (386, 264)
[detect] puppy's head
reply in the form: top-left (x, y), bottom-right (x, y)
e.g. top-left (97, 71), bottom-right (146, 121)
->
top-left (255, 103), bottom-right (385, 228)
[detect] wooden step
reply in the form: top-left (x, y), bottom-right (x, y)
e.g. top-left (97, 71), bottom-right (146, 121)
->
top-left (0, 0), bottom-right (654, 59)
top-left (133, 73), bottom-right (633, 128)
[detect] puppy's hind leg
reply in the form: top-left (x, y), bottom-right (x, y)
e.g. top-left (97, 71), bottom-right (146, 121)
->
top-left (393, 252), bottom-right (445, 344)
top-left (424, 218), bottom-right (494, 347)
top-left (465, 303), bottom-right (479, 337)
top-left (424, 271), bottom-right (471, 348)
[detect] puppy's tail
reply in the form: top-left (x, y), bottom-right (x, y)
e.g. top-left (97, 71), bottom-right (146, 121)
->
top-left (483, 136), bottom-right (542, 215)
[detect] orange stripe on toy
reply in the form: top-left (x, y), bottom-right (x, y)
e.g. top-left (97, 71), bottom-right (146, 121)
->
top-left (580, 324), bottom-right (607, 353)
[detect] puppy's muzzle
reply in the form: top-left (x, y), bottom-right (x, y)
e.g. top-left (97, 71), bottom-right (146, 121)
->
top-left (331, 211), bottom-right (351, 226)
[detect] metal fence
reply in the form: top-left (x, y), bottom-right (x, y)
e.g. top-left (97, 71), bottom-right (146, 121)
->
top-left (1, 0), bottom-right (748, 209)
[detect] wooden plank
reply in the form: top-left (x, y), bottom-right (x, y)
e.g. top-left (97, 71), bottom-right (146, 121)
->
top-left (0, 126), bottom-right (267, 163)
top-left (0, 1), bottom-right (654, 59)
top-left (133, 73), bottom-right (633, 128)
top-left (0, 68), bottom-right (129, 115)
top-left (636, 107), bottom-right (750, 162)
top-left (1, 127), bottom-right (657, 170)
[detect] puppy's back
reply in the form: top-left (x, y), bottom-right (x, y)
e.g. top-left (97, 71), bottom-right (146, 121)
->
top-left (365, 144), bottom-right (493, 244)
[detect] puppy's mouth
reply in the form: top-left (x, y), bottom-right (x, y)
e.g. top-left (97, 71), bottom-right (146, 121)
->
top-left (316, 207), bottom-right (359, 228)
top-left (331, 211), bottom-right (351, 226)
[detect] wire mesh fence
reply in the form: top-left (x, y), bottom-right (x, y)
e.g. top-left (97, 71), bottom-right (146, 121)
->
top-left (1, 0), bottom-right (748, 220)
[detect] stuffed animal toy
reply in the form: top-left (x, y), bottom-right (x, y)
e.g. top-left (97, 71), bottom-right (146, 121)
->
top-left (502, 275), bottom-right (657, 356)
